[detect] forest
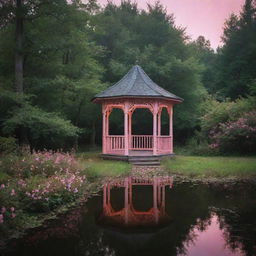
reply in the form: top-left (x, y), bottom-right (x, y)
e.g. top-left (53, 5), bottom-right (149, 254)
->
top-left (0, 0), bottom-right (256, 155)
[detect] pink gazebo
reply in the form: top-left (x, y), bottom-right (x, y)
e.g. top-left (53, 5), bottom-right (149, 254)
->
top-left (92, 65), bottom-right (183, 162)
top-left (101, 176), bottom-right (173, 226)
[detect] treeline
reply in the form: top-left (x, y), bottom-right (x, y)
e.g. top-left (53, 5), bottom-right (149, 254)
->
top-left (0, 0), bottom-right (255, 154)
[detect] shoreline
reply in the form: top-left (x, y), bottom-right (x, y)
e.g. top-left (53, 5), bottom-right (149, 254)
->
top-left (1, 159), bottom-right (256, 249)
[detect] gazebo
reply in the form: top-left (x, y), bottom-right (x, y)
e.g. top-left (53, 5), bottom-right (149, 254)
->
top-left (92, 65), bottom-right (183, 163)
top-left (100, 176), bottom-right (173, 227)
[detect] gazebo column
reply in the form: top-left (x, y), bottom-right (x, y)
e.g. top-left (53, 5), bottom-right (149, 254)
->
top-left (158, 108), bottom-right (162, 136)
top-left (169, 106), bottom-right (173, 154)
top-left (124, 103), bottom-right (129, 156)
top-left (153, 102), bottom-right (158, 155)
top-left (128, 112), bottom-right (132, 150)
top-left (102, 106), bottom-right (106, 154)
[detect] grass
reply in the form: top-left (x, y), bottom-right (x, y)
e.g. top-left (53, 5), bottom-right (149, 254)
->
top-left (77, 150), bottom-right (256, 179)
top-left (77, 151), bottom-right (131, 180)
top-left (0, 172), bottom-right (10, 183)
top-left (163, 155), bottom-right (256, 178)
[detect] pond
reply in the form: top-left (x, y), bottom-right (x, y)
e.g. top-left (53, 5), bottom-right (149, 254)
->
top-left (1, 176), bottom-right (256, 256)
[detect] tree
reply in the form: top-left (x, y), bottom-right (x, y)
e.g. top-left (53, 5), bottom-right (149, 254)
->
top-left (216, 0), bottom-right (256, 98)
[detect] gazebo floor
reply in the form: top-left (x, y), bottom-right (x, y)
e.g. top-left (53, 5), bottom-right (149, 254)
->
top-left (129, 150), bottom-right (153, 156)
top-left (102, 150), bottom-right (174, 166)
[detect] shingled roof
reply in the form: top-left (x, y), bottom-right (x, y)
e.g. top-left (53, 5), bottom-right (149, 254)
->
top-left (93, 65), bottom-right (183, 102)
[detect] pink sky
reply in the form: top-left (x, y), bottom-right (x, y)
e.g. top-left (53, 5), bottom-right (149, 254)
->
top-left (180, 215), bottom-right (244, 256)
top-left (98, 0), bottom-right (245, 49)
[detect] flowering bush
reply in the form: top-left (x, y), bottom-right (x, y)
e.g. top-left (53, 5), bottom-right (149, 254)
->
top-left (0, 151), bottom-right (87, 237)
top-left (1, 150), bottom-right (79, 178)
top-left (209, 111), bottom-right (256, 153)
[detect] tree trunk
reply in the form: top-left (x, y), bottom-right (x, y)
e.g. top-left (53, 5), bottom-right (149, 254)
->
top-left (15, 0), bottom-right (23, 93)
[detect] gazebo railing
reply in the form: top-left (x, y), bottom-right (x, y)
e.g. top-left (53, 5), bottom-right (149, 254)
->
top-left (157, 136), bottom-right (172, 153)
top-left (105, 135), bottom-right (172, 154)
top-left (131, 135), bottom-right (153, 150)
top-left (106, 135), bottom-right (125, 151)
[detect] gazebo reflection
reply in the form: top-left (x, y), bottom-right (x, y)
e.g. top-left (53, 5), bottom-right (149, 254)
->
top-left (100, 176), bottom-right (173, 228)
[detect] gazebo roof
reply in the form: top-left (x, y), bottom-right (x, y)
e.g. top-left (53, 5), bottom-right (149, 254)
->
top-left (93, 65), bottom-right (183, 102)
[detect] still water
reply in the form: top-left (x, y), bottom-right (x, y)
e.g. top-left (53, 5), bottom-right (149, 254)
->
top-left (2, 176), bottom-right (256, 256)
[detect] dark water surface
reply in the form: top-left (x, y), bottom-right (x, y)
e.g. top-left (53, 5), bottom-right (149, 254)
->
top-left (2, 176), bottom-right (256, 256)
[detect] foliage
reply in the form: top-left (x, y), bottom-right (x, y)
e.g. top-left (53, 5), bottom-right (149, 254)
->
top-left (3, 105), bottom-right (80, 150)
top-left (0, 136), bottom-right (17, 155)
top-left (200, 96), bottom-right (256, 134)
top-left (209, 111), bottom-right (256, 153)
top-left (215, 0), bottom-right (256, 98)
top-left (0, 150), bottom-right (79, 178)
top-left (0, 151), bottom-right (87, 238)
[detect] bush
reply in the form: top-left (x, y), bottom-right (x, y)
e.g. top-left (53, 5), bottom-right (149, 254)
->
top-left (0, 151), bottom-right (87, 238)
top-left (3, 104), bottom-right (80, 150)
top-left (201, 96), bottom-right (256, 134)
top-left (0, 136), bottom-right (17, 155)
top-left (209, 111), bottom-right (256, 154)
top-left (0, 150), bottom-right (79, 178)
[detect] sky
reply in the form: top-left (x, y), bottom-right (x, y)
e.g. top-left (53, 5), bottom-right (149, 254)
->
top-left (98, 0), bottom-right (245, 49)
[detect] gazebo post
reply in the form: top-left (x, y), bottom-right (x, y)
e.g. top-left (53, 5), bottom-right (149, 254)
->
top-left (128, 112), bottom-right (132, 150)
top-left (169, 106), bottom-right (173, 154)
top-left (158, 108), bottom-right (162, 136)
top-left (102, 105), bottom-right (106, 154)
top-left (153, 102), bottom-right (158, 155)
top-left (124, 102), bottom-right (129, 156)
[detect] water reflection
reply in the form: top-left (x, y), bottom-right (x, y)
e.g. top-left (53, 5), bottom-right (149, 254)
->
top-left (1, 176), bottom-right (256, 256)
top-left (179, 214), bottom-right (244, 256)
top-left (100, 176), bottom-right (173, 227)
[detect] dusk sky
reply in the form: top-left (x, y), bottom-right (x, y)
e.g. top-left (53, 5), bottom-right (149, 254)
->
top-left (98, 0), bottom-right (245, 49)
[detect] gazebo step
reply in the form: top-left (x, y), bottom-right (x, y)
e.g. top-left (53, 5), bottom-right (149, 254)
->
top-left (129, 156), bottom-right (159, 161)
top-left (102, 154), bottom-right (128, 161)
top-left (131, 161), bottom-right (160, 166)
top-left (129, 155), bottom-right (160, 166)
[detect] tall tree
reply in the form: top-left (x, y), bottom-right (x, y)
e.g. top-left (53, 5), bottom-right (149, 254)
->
top-left (15, 0), bottom-right (23, 93)
top-left (216, 0), bottom-right (256, 98)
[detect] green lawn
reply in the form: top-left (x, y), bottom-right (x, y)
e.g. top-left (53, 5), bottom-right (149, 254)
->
top-left (163, 155), bottom-right (256, 178)
top-left (77, 152), bottom-right (131, 180)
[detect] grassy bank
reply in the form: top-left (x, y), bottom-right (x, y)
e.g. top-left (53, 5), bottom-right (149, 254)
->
top-left (0, 151), bottom-right (130, 241)
top-left (77, 151), bottom-right (130, 180)
top-left (163, 155), bottom-right (256, 178)
top-left (1, 150), bottom-right (256, 242)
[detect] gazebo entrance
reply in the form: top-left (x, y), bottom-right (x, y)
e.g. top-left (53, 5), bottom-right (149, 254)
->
top-left (92, 65), bottom-right (183, 162)
top-left (103, 100), bottom-right (173, 156)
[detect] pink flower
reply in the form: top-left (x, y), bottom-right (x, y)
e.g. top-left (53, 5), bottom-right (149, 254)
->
top-left (0, 184), bottom-right (5, 189)
top-left (11, 189), bottom-right (16, 196)
top-left (11, 213), bottom-right (16, 218)
top-left (74, 188), bottom-right (78, 193)
top-left (10, 207), bottom-right (15, 212)
top-left (1, 207), bottom-right (6, 213)
top-left (0, 214), bottom-right (4, 224)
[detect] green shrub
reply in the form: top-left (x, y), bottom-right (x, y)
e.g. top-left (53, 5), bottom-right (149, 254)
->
top-left (210, 111), bottom-right (256, 154)
top-left (0, 151), bottom-right (80, 178)
top-left (201, 96), bottom-right (256, 133)
top-left (0, 136), bottom-right (17, 155)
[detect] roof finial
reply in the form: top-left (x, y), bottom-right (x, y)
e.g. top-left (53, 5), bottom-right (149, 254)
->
top-left (135, 59), bottom-right (139, 65)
